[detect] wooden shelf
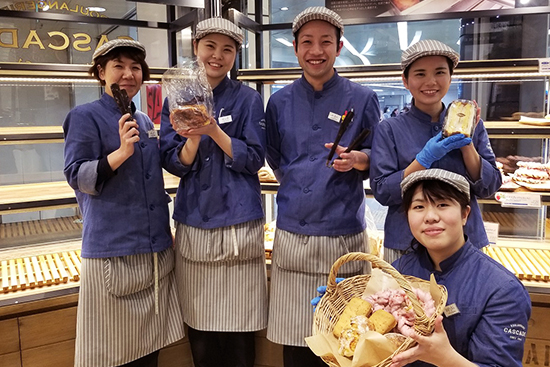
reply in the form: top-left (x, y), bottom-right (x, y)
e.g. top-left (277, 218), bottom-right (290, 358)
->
top-left (484, 120), bottom-right (550, 138)
top-left (0, 174), bottom-right (181, 215)
top-left (0, 120), bottom-right (549, 145)
top-left (0, 126), bottom-right (64, 145)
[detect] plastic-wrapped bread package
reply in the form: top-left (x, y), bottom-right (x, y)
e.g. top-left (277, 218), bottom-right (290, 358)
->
top-left (442, 99), bottom-right (477, 138)
top-left (162, 59), bottom-right (214, 133)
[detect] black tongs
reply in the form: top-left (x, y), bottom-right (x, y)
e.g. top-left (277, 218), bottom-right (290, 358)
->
top-left (111, 83), bottom-right (132, 118)
top-left (343, 128), bottom-right (371, 154)
top-left (326, 109), bottom-right (355, 167)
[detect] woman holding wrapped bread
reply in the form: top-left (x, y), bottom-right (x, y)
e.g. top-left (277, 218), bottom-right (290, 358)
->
top-left (389, 168), bottom-right (530, 367)
top-left (370, 40), bottom-right (502, 264)
top-left (159, 18), bottom-right (268, 367)
top-left (63, 39), bottom-right (184, 366)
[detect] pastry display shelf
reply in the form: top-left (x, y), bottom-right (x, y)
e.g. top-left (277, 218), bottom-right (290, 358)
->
top-left (0, 174), bottom-right (181, 215)
top-left (0, 177), bottom-right (282, 215)
top-left (484, 121), bottom-right (550, 139)
top-left (0, 178), bottom-right (542, 216)
top-left (236, 58), bottom-right (544, 83)
top-left (0, 126), bottom-right (64, 145)
top-left (0, 62), bottom-right (167, 81)
top-left (0, 237), bottom-right (548, 317)
top-left (1, 120), bottom-right (548, 146)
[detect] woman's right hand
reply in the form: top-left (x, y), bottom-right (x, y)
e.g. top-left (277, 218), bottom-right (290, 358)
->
top-left (118, 113), bottom-right (140, 158)
top-left (107, 113), bottom-right (140, 171)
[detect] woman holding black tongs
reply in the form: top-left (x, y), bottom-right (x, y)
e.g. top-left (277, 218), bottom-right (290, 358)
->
top-left (63, 39), bottom-right (184, 367)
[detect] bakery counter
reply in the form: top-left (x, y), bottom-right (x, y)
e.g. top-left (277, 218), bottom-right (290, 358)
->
top-left (1, 238), bottom-right (549, 310)
top-left (0, 244), bottom-right (548, 367)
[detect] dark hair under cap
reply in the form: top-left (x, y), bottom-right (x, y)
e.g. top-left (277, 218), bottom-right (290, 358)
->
top-left (92, 39), bottom-right (146, 62)
top-left (401, 168), bottom-right (470, 201)
top-left (88, 39), bottom-right (149, 85)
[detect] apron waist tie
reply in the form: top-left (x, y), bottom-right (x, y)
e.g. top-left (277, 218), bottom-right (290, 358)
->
top-left (154, 252), bottom-right (159, 315)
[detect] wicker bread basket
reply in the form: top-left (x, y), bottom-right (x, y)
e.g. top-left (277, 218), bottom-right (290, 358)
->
top-left (312, 252), bottom-right (448, 367)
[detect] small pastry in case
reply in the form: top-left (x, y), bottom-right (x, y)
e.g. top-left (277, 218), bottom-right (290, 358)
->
top-left (442, 99), bottom-right (477, 138)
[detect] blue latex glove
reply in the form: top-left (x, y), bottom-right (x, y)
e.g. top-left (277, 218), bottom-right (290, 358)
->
top-left (311, 277), bottom-right (345, 311)
top-left (416, 131), bottom-right (472, 168)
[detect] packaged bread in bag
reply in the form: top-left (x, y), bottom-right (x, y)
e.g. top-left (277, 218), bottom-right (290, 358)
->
top-left (442, 99), bottom-right (477, 138)
top-left (162, 59), bottom-right (213, 133)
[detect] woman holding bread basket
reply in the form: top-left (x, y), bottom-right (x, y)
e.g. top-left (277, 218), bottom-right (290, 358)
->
top-left (389, 168), bottom-right (530, 367)
top-left (370, 40), bottom-right (502, 264)
top-left (63, 39), bottom-right (184, 366)
top-left (159, 18), bottom-right (268, 367)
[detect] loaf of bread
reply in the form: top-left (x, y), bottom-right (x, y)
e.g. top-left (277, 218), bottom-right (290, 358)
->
top-left (443, 100), bottom-right (476, 137)
top-left (170, 104), bottom-right (210, 131)
top-left (333, 297), bottom-right (373, 338)
top-left (369, 309), bottom-right (397, 334)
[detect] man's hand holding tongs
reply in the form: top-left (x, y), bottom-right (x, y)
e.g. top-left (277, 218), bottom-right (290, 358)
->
top-left (325, 109), bottom-right (370, 172)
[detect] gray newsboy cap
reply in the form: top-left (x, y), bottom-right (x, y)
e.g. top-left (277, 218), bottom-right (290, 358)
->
top-left (401, 39), bottom-right (459, 71)
top-left (92, 39), bottom-right (146, 62)
top-left (292, 6), bottom-right (344, 36)
top-left (401, 168), bottom-right (470, 200)
top-left (195, 18), bottom-right (244, 48)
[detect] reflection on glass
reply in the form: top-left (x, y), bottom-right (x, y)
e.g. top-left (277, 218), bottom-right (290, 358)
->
top-left (0, 17), bottom-right (141, 64)
top-left (0, 83), bottom-right (101, 128)
top-left (269, 13), bottom-right (549, 68)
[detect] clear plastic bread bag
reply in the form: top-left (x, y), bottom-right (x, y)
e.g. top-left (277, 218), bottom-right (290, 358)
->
top-left (442, 99), bottom-right (477, 138)
top-left (162, 59), bottom-right (214, 133)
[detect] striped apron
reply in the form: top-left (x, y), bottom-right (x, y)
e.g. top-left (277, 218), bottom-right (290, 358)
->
top-left (74, 247), bottom-right (184, 367)
top-left (267, 229), bottom-right (370, 347)
top-left (174, 218), bottom-right (268, 331)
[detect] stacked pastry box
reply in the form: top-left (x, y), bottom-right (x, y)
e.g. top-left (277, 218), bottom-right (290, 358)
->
top-left (306, 252), bottom-right (447, 367)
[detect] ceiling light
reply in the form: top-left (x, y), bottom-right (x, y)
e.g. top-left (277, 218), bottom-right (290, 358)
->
top-left (275, 38), bottom-right (293, 47)
top-left (87, 6), bottom-right (106, 12)
top-left (280, 7), bottom-right (289, 11)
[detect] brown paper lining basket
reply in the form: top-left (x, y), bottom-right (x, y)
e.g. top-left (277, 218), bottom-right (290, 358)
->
top-left (312, 252), bottom-right (448, 367)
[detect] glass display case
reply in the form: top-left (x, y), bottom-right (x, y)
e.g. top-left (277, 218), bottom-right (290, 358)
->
top-left (2, 1), bottom-right (550, 365)
top-left (238, 58), bottom-right (550, 289)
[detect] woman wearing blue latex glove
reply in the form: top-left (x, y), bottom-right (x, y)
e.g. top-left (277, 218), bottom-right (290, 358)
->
top-left (415, 132), bottom-right (471, 169)
top-left (370, 40), bottom-right (501, 264)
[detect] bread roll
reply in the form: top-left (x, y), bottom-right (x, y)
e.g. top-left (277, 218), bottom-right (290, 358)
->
top-left (338, 315), bottom-right (373, 357)
top-left (369, 309), bottom-right (397, 334)
top-left (333, 297), bottom-right (373, 338)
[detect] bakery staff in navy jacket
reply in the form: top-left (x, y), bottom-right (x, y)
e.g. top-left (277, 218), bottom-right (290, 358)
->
top-left (159, 18), bottom-right (268, 367)
top-left (265, 7), bottom-right (380, 367)
top-left (390, 169), bottom-right (530, 367)
top-left (63, 39), bottom-right (184, 367)
top-left (370, 40), bottom-right (501, 264)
